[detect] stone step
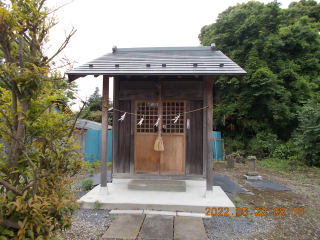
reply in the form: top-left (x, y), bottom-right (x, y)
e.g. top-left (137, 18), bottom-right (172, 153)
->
top-left (102, 214), bottom-right (209, 240)
top-left (102, 214), bottom-right (145, 240)
top-left (174, 216), bottom-right (208, 240)
top-left (128, 179), bottom-right (186, 192)
top-left (139, 215), bottom-right (173, 240)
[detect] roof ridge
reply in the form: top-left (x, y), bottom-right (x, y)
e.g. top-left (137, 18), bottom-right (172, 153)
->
top-left (116, 46), bottom-right (212, 52)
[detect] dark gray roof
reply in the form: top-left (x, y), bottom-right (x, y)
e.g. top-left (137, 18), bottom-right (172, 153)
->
top-left (67, 46), bottom-right (246, 81)
top-left (75, 118), bottom-right (112, 130)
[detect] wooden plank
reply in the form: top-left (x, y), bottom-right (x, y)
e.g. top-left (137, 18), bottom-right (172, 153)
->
top-left (130, 100), bottom-right (135, 173)
top-left (185, 100), bottom-right (190, 175)
top-left (112, 76), bottom-right (119, 173)
top-left (206, 76), bottom-right (214, 191)
top-left (194, 100), bottom-right (203, 175)
top-left (202, 76), bottom-right (207, 176)
top-left (124, 100), bottom-right (131, 173)
top-left (160, 135), bottom-right (185, 175)
top-left (134, 134), bottom-right (159, 174)
top-left (100, 75), bottom-right (109, 187)
top-left (119, 90), bottom-right (203, 100)
top-left (189, 101), bottom-right (196, 174)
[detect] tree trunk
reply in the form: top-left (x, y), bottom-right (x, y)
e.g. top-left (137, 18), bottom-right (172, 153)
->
top-left (9, 99), bottom-right (30, 185)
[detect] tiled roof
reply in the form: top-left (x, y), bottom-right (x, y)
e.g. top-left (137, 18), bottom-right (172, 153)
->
top-left (67, 45), bottom-right (246, 81)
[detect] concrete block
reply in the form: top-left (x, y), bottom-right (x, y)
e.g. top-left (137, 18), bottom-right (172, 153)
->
top-left (177, 212), bottom-right (211, 219)
top-left (244, 175), bottom-right (262, 180)
top-left (246, 171), bottom-right (259, 176)
top-left (128, 179), bottom-right (186, 192)
top-left (109, 209), bottom-right (143, 215)
top-left (143, 210), bottom-right (177, 216)
top-left (139, 215), bottom-right (173, 240)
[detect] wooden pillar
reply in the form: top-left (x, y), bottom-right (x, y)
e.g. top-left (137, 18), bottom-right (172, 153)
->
top-left (112, 76), bottom-right (119, 173)
top-left (100, 75), bottom-right (109, 188)
top-left (205, 76), bottom-right (214, 194)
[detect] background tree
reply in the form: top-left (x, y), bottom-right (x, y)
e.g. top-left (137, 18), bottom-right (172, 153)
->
top-left (0, 1), bottom-right (84, 239)
top-left (79, 87), bottom-right (113, 124)
top-left (199, 0), bottom-right (320, 165)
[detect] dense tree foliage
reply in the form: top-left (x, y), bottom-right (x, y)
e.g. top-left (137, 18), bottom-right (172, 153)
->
top-left (0, 1), bottom-right (84, 239)
top-left (199, 0), bottom-right (320, 165)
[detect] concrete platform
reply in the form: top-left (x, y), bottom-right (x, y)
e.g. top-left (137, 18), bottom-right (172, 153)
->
top-left (128, 179), bottom-right (186, 192)
top-left (78, 179), bottom-right (235, 215)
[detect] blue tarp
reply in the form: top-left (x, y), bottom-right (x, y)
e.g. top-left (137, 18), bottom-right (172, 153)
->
top-left (213, 131), bottom-right (223, 160)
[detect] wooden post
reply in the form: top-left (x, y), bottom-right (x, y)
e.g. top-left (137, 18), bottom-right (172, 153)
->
top-left (206, 76), bottom-right (214, 195)
top-left (202, 77), bottom-right (207, 176)
top-left (100, 75), bottom-right (109, 190)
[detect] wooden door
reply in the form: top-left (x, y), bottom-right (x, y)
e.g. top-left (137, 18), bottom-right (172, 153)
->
top-left (134, 100), bottom-right (185, 175)
top-left (134, 101), bottom-right (160, 174)
top-left (160, 101), bottom-right (185, 174)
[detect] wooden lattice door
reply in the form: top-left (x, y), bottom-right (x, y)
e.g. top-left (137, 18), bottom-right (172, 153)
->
top-left (134, 100), bottom-right (185, 174)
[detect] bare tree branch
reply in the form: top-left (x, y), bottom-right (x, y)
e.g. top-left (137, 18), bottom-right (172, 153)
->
top-left (0, 179), bottom-right (22, 196)
top-left (68, 100), bottom-right (86, 138)
top-left (45, 27), bottom-right (76, 64)
top-left (0, 219), bottom-right (20, 229)
top-left (0, 74), bottom-right (12, 89)
top-left (37, 0), bottom-right (46, 12)
top-left (0, 109), bottom-right (13, 133)
top-left (47, 1), bottom-right (74, 15)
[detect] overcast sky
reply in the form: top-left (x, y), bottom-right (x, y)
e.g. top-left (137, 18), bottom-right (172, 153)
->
top-left (46, 0), bottom-right (299, 110)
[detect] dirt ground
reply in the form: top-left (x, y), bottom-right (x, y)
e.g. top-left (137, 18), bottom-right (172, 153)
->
top-left (213, 160), bottom-right (320, 240)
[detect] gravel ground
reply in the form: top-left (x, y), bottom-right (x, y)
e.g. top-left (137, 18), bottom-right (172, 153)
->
top-left (57, 209), bottom-right (115, 240)
top-left (203, 192), bottom-right (274, 240)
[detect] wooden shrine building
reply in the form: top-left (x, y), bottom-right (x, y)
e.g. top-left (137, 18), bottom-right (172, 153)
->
top-left (67, 45), bottom-right (246, 196)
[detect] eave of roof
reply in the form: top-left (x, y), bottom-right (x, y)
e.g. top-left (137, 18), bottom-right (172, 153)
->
top-left (67, 46), bottom-right (246, 82)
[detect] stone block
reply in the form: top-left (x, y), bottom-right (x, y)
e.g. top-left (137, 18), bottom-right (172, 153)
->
top-left (227, 154), bottom-right (234, 169)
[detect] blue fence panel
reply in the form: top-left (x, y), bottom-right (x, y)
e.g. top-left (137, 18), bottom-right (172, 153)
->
top-left (84, 129), bottom-right (112, 163)
top-left (213, 131), bottom-right (223, 160)
top-left (84, 129), bottom-right (101, 162)
top-left (108, 130), bottom-right (112, 163)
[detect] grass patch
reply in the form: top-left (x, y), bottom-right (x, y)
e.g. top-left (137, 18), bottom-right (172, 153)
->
top-left (81, 179), bottom-right (94, 191)
top-left (258, 158), bottom-right (314, 173)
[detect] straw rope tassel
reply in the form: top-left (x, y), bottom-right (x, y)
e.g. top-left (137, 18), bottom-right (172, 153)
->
top-left (154, 82), bottom-right (164, 151)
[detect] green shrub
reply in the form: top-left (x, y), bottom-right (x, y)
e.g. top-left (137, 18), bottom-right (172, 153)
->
top-left (296, 100), bottom-right (320, 166)
top-left (81, 179), bottom-right (94, 191)
top-left (247, 131), bottom-right (279, 157)
top-left (92, 160), bottom-right (101, 170)
top-left (107, 162), bottom-right (112, 169)
top-left (93, 200), bottom-right (101, 210)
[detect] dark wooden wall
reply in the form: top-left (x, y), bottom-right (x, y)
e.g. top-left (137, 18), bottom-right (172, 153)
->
top-left (113, 75), bottom-right (205, 175)
top-left (186, 100), bottom-right (203, 175)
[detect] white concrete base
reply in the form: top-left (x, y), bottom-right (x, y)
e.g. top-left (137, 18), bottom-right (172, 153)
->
top-left (78, 179), bottom-right (235, 215)
top-left (205, 190), bottom-right (214, 199)
top-left (244, 175), bottom-right (263, 180)
top-left (109, 209), bottom-right (143, 215)
top-left (98, 186), bottom-right (109, 195)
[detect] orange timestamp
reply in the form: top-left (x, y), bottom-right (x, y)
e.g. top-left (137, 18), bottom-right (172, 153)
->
top-left (205, 207), bottom-right (304, 216)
